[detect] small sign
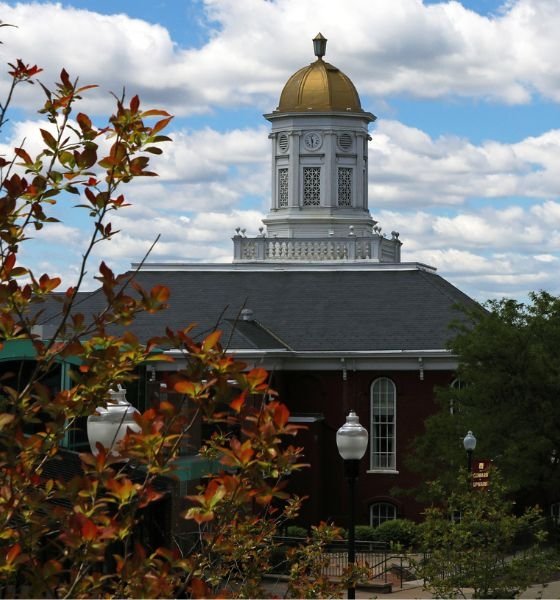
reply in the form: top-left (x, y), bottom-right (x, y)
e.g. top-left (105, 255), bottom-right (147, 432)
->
top-left (472, 459), bottom-right (491, 490)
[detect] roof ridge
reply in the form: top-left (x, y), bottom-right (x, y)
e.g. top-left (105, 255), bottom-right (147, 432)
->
top-left (416, 269), bottom-right (478, 308)
top-left (255, 319), bottom-right (294, 352)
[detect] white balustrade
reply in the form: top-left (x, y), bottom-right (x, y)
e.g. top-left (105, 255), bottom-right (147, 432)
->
top-left (233, 234), bottom-right (401, 263)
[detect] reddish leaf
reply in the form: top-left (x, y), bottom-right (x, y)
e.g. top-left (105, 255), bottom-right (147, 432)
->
top-left (76, 112), bottom-right (92, 131)
top-left (80, 517), bottom-right (98, 541)
top-left (5, 543), bottom-right (21, 565)
top-left (247, 367), bottom-right (268, 385)
top-left (142, 109), bottom-right (172, 117)
top-left (174, 380), bottom-right (195, 395)
top-left (60, 68), bottom-right (71, 88)
top-left (202, 330), bottom-right (222, 351)
top-left (273, 402), bottom-right (290, 428)
top-left (130, 95), bottom-right (140, 113)
top-left (14, 147), bottom-right (32, 164)
top-left (150, 284), bottom-right (169, 303)
top-left (150, 116), bottom-right (173, 136)
top-left (190, 577), bottom-right (210, 599)
top-left (38, 273), bottom-right (61, 292)
top-left (40, 128), bottom-right (57, 150)
top-left (230, 391), bottom-right (246, 413)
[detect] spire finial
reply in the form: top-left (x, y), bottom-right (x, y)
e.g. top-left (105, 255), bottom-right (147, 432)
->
top-left (313, 32), bottom-right (327, 60)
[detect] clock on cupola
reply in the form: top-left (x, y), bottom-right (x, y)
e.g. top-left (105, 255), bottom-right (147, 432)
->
top-left (303, 132), bottom-right (322, 151)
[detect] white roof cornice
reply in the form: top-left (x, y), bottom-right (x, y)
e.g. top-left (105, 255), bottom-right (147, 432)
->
top-left (133, 261), bottom-right (437, 274)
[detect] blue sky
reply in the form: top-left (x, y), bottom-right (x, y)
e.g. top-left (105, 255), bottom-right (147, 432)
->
top-left (1, 0), bottom-right (560, 302)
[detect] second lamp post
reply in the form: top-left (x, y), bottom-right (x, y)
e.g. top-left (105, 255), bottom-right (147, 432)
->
top-left (463, 430), bottom-right (477, 472)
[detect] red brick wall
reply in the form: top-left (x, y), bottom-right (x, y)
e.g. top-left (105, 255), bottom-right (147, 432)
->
top-left (273, 369), bottom-right (455, 527)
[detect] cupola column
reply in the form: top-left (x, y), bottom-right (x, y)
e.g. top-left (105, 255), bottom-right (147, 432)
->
top-left (356, 132), bottom-right (366, 210)
top-left (289, 131), bottom-right (300, 209)
top-left (269, 133), bottom-right (277, 209)
top-left (325, 130), bottom-right (336, 208)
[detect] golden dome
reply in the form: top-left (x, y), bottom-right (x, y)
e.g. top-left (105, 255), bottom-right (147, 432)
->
top-left (277, 33), bottom-right (363, 113)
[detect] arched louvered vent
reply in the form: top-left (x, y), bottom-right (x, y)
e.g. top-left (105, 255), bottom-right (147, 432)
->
top-left (338, 133), bottom-right (353, 151)
top-left (278, 133), bottom-right (289, 152)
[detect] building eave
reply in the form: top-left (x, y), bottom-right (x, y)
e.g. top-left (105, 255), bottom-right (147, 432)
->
top-left (155, 347), bottom-right (457, 372)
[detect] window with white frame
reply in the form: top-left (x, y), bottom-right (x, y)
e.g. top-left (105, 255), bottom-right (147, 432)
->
top-left (370, 502), bottom-right (397, 527)
top-left (370, 377), bottom-right (396, 470)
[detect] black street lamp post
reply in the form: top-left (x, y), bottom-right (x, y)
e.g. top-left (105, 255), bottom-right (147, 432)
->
top-left (463, 430), bottom-right (477, 473)
top-left (336, 411), bottom-right (368, 600)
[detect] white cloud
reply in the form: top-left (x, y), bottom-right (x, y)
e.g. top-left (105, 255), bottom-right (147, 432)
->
top-left (3, 0), bottom-right (560, 117)
top-left (4, 0), bottom-right (560, 305)
top-left (156, 126), bottom-right (268, 183)
top-left (369, 121), bottom-right (560, 208)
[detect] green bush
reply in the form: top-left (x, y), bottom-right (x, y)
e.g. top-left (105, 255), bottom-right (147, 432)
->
top-left (355, 525), bottom-right (376, 541)
top-left (373, 519), bottom-right (417, 548)
top-left (285, 525), bottom-right (307, 538)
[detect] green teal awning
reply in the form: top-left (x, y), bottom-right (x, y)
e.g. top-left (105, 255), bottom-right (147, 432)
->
top-left (0, 339), bottom-right (82, 365)
top-left (171, 455), bottom-right (222, 482)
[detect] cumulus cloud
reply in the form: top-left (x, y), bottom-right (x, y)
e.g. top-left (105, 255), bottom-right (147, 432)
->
top-left (3, 0), bottom-right (560, 304)
top-left (3, 0), bottom-right (560, 117)
top-left (369, 120), bottom-right (560, 208)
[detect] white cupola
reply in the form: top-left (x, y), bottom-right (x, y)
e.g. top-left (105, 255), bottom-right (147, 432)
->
top-left (232, 34), bottom-right (401, 263)
top-left (263, 33), bottom-right (375, 238)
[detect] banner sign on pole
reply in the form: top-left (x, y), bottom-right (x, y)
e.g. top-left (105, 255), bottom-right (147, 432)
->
top-left (472, 459), bottom-right (491, 490)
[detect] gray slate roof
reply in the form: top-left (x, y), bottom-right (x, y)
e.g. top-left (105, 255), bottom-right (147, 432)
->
top-left (53, 267), bottom-right (477, 353)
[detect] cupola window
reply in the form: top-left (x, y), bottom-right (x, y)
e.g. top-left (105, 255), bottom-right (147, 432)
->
top-left (278, 168), bottom-right (289, 207)
top-left (337, 167), bottom-right (352, 207)
top-left (303, 167), bottom-right (321, 206)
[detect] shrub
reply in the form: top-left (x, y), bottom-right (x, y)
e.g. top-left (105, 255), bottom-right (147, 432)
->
top-left (373, 519), bottom-right (417, 548)
top-left (355, 525), bottom-right (376, 541)
top-left (286, 525), bottom-right (308, 538)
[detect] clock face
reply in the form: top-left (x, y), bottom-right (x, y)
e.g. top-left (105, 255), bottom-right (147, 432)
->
top-left (304, 132), bottom-right (322, 151)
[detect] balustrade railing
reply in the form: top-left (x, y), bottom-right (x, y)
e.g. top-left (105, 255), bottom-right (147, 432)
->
top-left (233, 235), bottom-right (401, 263)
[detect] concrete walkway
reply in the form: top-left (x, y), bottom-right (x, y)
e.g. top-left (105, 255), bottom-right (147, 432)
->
top-left (264, 577), bottom-right (560, 598)
top-left (353, 578), bottom-right (560, 599)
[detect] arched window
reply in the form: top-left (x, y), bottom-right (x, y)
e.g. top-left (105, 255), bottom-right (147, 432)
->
top-left (450, 378), bottom-right (464, 415)
top-left (370, 502), bottom-right (397, 527)
top-left (370, 377), bottom-right (396, 470)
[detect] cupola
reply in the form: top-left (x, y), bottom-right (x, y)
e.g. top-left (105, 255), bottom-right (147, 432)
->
top-left (232, 34), bottom-right (402, 264)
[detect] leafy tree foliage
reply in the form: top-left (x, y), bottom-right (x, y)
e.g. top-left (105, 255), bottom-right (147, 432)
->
top-left (0, 41), bottom-right (350, 598)
top-left (409, 292), bottom-right (560, 508)
top-left (413, 471), bottom-right (554, 599)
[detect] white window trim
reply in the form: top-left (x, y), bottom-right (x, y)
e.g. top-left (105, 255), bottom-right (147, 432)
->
top-left (369, 501), bottom-right (398, 527)
top-left (367, 469), bottom-right (399, 475)
top-left (370, 377), bottom-right (397, 472)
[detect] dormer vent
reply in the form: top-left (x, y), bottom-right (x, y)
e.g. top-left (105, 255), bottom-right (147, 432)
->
top-left (240, 308), bottom-right (255, 322)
